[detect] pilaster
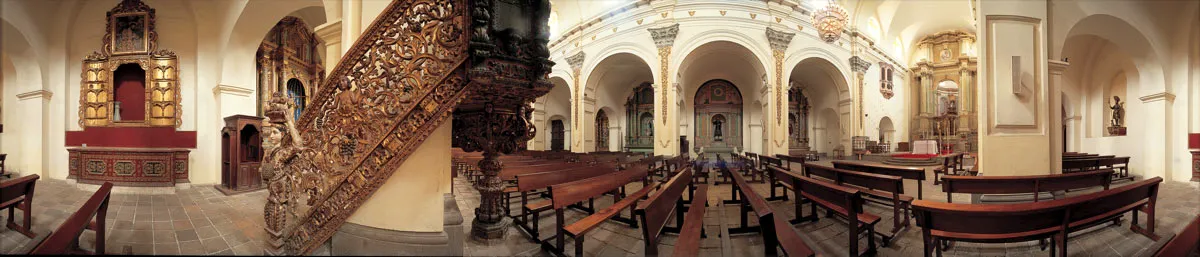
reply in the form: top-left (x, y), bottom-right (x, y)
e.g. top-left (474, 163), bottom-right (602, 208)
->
top-left (1139, 92), bottom-right (1176, 180)
top-left (314, 19), bottom-right (343, 75)
top-left (15, 90), bottom-right (52, 177)
top-left (566, 52), bottom-right (586, 152)
top-left (849, 56), bottom-right (871, 138)
top-left (649, 23), bottom-right (679, 156)
top-left (766, 27), bottom-right (794, 156)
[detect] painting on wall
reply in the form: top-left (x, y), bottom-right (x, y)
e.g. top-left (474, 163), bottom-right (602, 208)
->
top-left (111, 13), bottom-right (149, 54)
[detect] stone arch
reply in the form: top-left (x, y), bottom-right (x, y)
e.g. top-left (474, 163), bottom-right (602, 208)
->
top-left (1062, 14), bottom-right (1166, 94)
top-left (582, 52), bottom-right (654, 152)
top-left (220, 1), bottom-right (327, 90)
top-left (671, 29), bottom-right (772, 78)
top-left (580, 42), bottom-right (659, 92)
top-left (677, 39), bottom-right (769, 156)
top-left (784, 48), bottom-right (851, 97)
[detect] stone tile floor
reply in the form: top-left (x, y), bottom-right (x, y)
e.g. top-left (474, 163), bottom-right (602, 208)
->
top-left (3, 158), bottom-right (1197, 256)
top-left (0, 180), bottom-right (269, 255)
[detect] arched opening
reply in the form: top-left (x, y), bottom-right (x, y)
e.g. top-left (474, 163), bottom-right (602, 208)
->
top-left (693, 79), bottom-right (743, 154)
top-left (878, 117), bottom-right (895, 153)
top-left (286, 78), bottom-right (306, 118)
top-left (595, 109), bottom-right (609, 152)
top-left (240, 125), bottom-right (262, 162)
top-left (534, 77), bottom-right (572, 151)
top-left (550, 119), bottom-right (566, 151)
top-left (936, 80), bottom-right (959, 116)
top-left (789, 57), bottom-right (849, 155)
top-left (255, 16), bottom-right (325, 116)
top-left (677, 40), bottom-right (767, 156)
top-left (585, 52), bottom-right (654, 153)
top-left (113, 63), bottom-right (146, 122)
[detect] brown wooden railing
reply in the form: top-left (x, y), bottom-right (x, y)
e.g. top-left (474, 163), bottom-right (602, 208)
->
top-left (260, 0), bottom-right (553, 254)
top-left (31, 182), bottom-right (112, 255)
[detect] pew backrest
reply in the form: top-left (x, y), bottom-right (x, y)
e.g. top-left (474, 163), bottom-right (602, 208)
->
top-left (795, 175), bottom-right (863, 215)
top-left (500, 162), bottom-right (587, 180)
top-left (515, 164), bottom-right (617, 192)
top-left (0, 174), bottom-right (39, 207)
top-left (775, 154), bottom-right (805, 171)
top-left (1064, 177), bottom-right (1160, 230)
top-left (759, 155), bottom-right (783, 170)
top-left (832, 161), bottom-right (926, 181)
top-left (941, 169), bottom-right (1114, 197)
top-left (551, 165), bottom-right (650, 210)
top-left (636, 166), bottom-right (694, 249)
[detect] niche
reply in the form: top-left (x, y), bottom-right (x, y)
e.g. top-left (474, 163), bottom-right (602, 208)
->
top-left (112, 63), bottom-right (147, 122)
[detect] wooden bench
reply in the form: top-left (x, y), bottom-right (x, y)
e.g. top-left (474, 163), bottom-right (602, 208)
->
top-left (775, 154), bottom-right (806, 173)
top-left (29, 182), bottom-right (113, 255)
top-left (514, 164), bottom-right (619, 241)
top-left (940, 169), bottom-right (1114, 203)
top-left (1097, 156), bottom-right (1133, 182)
top-left (756, 155), bottom-right (788, 201)
top-left (791, 174), bottom-right (879, 257)
top-left (723, 162), bottom-right (812, 257)
top-left (1155, 213), bottom-right (1200, 256)
top-left (1061, 156), bottom-right (1115, 173)
top-left (932, 153), bottom-right (964, 185)
top-left (913, 177), bottom-right (1163, 257)
top-left (1, 174), bottom-right (39, 238)
top-left (546, 166), bottom-right (657, 256)
top-left (635, 166), bottom-right (696, 255)
top-left (797, 164), bottom-right (910, 245)
top-left (833, 160), bottom-right (927, 200)
top-left (670, 184), bottom-right (712, 257)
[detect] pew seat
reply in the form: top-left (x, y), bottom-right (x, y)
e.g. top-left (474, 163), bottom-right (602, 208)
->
top-left (671, 184), bottom-right (709, 257)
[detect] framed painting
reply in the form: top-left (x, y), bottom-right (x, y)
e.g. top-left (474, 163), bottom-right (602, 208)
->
top-left (110, 12), bottom-right (150, 55)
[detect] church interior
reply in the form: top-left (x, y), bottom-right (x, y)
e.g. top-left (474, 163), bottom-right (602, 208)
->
top-left (0, 0), bottom-right (1198, 256)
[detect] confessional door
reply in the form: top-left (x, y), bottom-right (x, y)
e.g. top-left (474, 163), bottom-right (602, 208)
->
top-left (550, 120), bottom-right (564, 151)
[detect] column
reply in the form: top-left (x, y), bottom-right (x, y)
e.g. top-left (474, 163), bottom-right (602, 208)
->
top-left (314, 20), bottom-right (343, 75)
top-left (1049, 60), bottom-right (1069, 174)
top-left (766, 27), bottom-right (795, 156)
top-left (976, 1), bottom-right (1056, 176)
top-left (849, 56), bottom-right (872, 137)
top-left (649, 24), bottom-right (680, 156)
top-left (15, 90), bottom-right (51, 177)
top-left (342, 0), bottom-right (362, 54)
top-left (1139, 92), bottom-right (1175, 180)
top-left (565, 52), bottom-right (586, 152)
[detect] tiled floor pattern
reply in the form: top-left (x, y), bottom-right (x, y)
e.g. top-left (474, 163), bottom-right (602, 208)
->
top-left (3, 159), bottom-right (1198, 256)
top-left (0, 180), bottom-right (269, 255)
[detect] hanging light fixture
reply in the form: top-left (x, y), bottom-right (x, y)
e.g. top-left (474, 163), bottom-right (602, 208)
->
top-left (812, 0), bottom-right (848, 43)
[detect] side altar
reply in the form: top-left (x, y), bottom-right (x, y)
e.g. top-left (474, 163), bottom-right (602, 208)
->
top-left (64, 0), bottom-right (195, 187)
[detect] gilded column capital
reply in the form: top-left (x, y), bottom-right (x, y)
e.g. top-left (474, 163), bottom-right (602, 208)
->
top-left (648, 23), bottom-right (680, 49)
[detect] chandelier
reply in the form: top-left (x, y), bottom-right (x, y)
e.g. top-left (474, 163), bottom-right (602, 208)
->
top-left (812, 0), bottom-right (848, 43)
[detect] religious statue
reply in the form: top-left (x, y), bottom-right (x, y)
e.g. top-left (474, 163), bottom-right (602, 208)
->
top-left (713, 116), bottom-right (725, 141)
top-left (1109, 96), bottom-right (1124, 127)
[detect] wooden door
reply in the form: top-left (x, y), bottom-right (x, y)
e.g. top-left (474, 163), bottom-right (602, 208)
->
top-left (551, 120), bottom-right (565, 151)
top-left (596, 110), bottom-right (609, 152)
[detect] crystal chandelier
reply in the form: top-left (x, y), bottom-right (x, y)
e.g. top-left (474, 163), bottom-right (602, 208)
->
top-left (812, 0), bottom-right (848, 43)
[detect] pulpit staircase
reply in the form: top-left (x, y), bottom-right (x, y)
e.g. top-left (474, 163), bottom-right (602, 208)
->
top-left (258, 0), bottom-right (553, 255)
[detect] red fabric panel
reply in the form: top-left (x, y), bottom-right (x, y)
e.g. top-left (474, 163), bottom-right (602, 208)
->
top-left (890, 153), bottom-right (938, 159)
top-left (66, 127), bottom-right (196, 148)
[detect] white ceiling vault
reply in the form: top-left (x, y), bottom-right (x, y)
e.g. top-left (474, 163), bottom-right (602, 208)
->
top-left (549, 0), bottom-right (976, 63)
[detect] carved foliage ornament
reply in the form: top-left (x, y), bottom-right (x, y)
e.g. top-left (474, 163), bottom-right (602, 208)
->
top-left (261, 0), bottom-right (471, 254)
top-left (649, 24), bottom-right (678, 126)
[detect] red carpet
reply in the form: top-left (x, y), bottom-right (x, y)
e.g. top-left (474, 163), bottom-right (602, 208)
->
top-left (891, 153), bottom-right (938, 159)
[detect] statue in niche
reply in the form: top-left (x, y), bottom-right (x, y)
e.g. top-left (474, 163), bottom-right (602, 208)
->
top-left (1109, 96), bottom-right (1125, 127)
top-left (712, 115), bottom-right (725, 142)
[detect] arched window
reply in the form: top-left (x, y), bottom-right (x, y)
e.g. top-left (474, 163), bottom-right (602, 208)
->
top-left (286, 78), bottom-right (306, 118)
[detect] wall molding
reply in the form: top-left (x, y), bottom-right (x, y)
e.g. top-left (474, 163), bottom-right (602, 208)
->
top-left (16, 90), bottom-right (52, 100)
top-left (212, 84), bottom-right (254, 97)
top-left (314, 19), bottom-right (344, 44)
top-left (1138, 92), bottom-right (1176, 103)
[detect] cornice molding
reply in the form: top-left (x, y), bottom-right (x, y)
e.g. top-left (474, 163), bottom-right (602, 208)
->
top-left (1048, 59), bottom-right (1070, 75)
top-left (1139, 92), bottom-right (1176, 103)
top-left (213, 84), bottom-right (254, 97)
top-left (16, 90), bottom-right (52, 100)
top-left (314, 19), bottom-right (343, 44)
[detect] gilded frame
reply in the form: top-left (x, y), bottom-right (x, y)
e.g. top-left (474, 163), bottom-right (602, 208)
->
top-left (109, 12), bottom-right (151, 56)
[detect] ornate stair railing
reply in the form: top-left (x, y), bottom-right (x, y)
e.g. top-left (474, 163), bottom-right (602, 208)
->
top-left (260, 0), bottom-right (553, 255)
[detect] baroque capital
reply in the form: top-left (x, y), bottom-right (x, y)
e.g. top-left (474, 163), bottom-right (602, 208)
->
top-left (849, 56), bottom-right (872, 73)
top-left (566, 51), bottom-right (586, 72)
top-left (648, 24), bottom-right (680, 49)
top-left (765, 27), bottom-right (795, 52)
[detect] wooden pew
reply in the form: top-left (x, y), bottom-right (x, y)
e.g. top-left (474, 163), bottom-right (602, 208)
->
top-left (756, 155), bottom-right (788, 201)
top-left (932, 153), bottom-right (964, 185)
top-left (792, 175), bottom-right (879, 257)
top-left (670, 184), bottom-right (712, 257)
top-left (30, 182), bottom-right (113, 255)
top-left (1, 174), bottom-right (39, 238)
top-left (546, 166), bottom-right (657, 257)
top-left (1097, 156), bottom-right (1133, 182)
top-left (797, 164), bottom-right (909, 245)
top-left (513, 164), bottom-right (619, 241)
top-left (722, 162), bottom-right (794, 257)
top-left (635, 166), bottom-right (695, 255)
top-left (1154, 213), bottom-right (1200, 257)
top-left (913, 177), bottom-right (1163, 257)
top-left (833, 160), bottom-right (928, 200)
top-left (775, 154), bottom-right (807, 174)
top-left (940, 169), bottom-right (1114, 203)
